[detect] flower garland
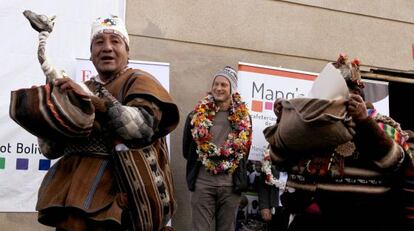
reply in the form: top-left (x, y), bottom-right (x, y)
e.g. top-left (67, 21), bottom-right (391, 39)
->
top-left (191, 93), bottom-right (251, 175)
top-left (261, 148), bottom-right (286, 190)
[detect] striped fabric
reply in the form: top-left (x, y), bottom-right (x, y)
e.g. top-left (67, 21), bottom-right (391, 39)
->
top-left (9, 83), bottom-right (95, 140)
top-left (113, 139), bottom-right (174, 231)
top-left (368, 109), bottom-right (410, 152)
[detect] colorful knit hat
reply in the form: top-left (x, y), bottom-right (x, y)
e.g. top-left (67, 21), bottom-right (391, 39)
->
top-left (332, 53), bottom-right (364, 91)
top-left (90, 15), bottom-right (129, 47)
top-left (213, 66), bottom-right (238, 93)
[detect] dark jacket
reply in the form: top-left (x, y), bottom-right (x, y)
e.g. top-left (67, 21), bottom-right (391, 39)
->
top-left (258, 166), bottom-right (281, 210)
top-left (182, 112), bottom-right (201, 191)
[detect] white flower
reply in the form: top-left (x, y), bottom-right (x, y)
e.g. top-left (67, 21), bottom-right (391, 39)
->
top-left (261, 148), bottom-right (286, 190)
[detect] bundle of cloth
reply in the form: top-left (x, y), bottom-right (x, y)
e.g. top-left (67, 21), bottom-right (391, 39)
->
top-left (265, 97), bottom-right (355, 155)
top-left (265, 54), bottom-right (364, 156)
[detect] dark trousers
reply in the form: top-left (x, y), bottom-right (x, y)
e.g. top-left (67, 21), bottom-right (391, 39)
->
top-left (190, 182), bottom-right (240, 231)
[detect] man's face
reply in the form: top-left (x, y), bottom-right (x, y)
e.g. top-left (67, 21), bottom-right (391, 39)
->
top-left (91, 33), bottom-right (129, 77)
top-left (212, 76), bottom-right (231, 104)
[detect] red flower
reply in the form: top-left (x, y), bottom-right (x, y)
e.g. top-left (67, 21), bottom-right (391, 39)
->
top-left (351, 58), bottom-right (360, 67)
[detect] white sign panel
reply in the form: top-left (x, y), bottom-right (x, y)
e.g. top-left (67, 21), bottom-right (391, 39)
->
top-left (238, 63), bottom-right (317, 161)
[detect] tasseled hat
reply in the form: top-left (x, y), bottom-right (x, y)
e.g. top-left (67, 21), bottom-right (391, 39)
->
top-left (213, 66), bottom-right (238, 93)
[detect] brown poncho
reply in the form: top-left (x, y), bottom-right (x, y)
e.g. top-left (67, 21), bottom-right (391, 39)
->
top-left (36, 69), bottom-right (179, 231)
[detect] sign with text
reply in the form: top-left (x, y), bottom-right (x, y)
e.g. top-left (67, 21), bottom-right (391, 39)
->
top-left (238, 63), bottom-right (317, 161)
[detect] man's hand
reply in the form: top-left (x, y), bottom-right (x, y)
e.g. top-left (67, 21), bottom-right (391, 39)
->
top-left (54, 78), bottom-right (90, 97)
top-left (260, 208), bottom-right (272, 221)
top-left (347, 93), bottom-right (368, 123)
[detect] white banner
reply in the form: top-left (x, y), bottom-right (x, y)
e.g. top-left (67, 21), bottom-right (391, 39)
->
top-left (238, 63), bottom-right (316, 161)
top-left (237, 62), bottom-right (389, 161)
top-left (0, 0), bottom-right (125, 212)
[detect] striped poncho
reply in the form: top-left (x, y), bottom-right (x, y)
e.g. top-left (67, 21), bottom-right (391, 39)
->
top-left (36, 69), bottom-right (179, 231)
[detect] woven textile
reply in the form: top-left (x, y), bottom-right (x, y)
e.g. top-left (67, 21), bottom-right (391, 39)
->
top-left (113, 140), bottom-right (174, 231)
top-left (63, 135), bottom-right (110, 156)
top-left (9, 83), bottom-right (94, 140)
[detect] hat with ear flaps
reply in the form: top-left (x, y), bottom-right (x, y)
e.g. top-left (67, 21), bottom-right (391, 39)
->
top-left (213, 66), bottom-right (238, 93)
top-left (332, 53), bottom-right (365, 93)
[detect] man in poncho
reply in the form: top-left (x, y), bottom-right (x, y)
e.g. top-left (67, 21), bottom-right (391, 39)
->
top-left (263, 54), bottom-right (408, 231)
top-left (36, 15), bottom-right (179, 231)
